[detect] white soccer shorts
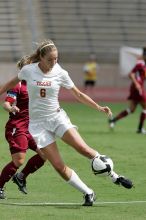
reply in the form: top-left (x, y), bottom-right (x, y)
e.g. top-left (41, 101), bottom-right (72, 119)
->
top-left (29, 109), bottom-right (77, 148)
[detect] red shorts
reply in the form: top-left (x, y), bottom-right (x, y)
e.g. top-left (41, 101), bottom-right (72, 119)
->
top-left (127, 88), bottom-right (146, 103)
top-left (5, 127), bottom-right (37, 154)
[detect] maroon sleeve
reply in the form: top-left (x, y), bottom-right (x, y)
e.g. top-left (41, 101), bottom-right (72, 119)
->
top-left (5, 83), bottom-right (21, 104)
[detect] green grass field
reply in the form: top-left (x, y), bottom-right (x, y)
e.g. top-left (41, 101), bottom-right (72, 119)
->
top-left (0, 102), bottom-right (146, 220)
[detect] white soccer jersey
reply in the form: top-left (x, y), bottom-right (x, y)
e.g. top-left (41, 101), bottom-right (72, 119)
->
top-left (18, 63), bottom-right (74, 121)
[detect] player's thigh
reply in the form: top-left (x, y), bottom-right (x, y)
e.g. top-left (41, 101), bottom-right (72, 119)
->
top-left (41, 142), bottom-right (65, 169)
top-left (6, 132), bottom-right (29, 155)
top-left (36, 148), bottom-right (47, 161)
top-left (62, 127), bottom-right (86, 146)
top-left (61, 128), bottom-right (96, 158)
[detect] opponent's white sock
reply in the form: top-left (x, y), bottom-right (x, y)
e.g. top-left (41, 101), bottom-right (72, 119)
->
top-left (68, 170), bottom-right (93, 194)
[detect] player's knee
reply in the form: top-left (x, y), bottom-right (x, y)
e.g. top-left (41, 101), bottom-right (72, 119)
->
top-left (13, 158), bottom-right (25, 167)
top-left (127, 108), bottom-right (133, 114)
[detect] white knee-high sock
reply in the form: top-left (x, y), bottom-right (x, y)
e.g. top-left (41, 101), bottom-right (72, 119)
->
top-left (67, 170), bottom-right (93, 194)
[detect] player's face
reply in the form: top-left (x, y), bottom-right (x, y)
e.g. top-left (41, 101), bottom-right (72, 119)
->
top-left (40, 50), bottom-right (58, 72)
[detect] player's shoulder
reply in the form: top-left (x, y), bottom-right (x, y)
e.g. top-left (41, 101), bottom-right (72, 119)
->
top-left (8, 82), bottom-right (22, 92)
top-left (53, 63), bottom-right (68, 76)
top-left (135, 60), bottom-right (145, 68)
top-left (8, 81), bottom-right (26, 94)
top-left (20, 63), bottom-right (37, 72)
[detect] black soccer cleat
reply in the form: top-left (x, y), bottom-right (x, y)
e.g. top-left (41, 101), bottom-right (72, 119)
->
top-left (0, 188), bottom-right (6, 199)
top-left (12, 173), bottom-right (27, 194)
top-left (82, 191), bottom-right (96, 206)
top-left (114, 176), bottom-right (133, 189)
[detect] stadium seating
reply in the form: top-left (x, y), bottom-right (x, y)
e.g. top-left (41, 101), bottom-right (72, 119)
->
top-left (0, 0), bottom-right (22, 61)
top-left (0, 0), bottom-right (146, 63)
top-left (39, 0), bottom-right (146, 62)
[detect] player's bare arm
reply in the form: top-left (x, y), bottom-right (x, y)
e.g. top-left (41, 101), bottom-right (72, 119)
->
top-left (3, 101), bottom-right (20, 113)
top-left (129, 72), bottom-right (142, 95)
top-left (0, 76), bottom-right (20, 95)
top-left (70, 86), bottom-right (112, 117)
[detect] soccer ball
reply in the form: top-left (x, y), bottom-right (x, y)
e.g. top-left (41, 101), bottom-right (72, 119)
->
top-left (91, 155), bottom-right (114, 176)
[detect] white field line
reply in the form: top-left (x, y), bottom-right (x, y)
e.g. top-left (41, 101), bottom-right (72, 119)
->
top-left (0, 200), bottom-right (146, 206)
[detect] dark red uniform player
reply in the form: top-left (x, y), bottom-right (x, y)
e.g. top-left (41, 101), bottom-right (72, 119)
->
top-left (109, 48), bottom-right (146, 134)
top-left (0, 58), bottom-right (46, 199)
top-left (5, 81), bottom-right (37, 153)
top-left (128, 60), bottom-right (146, 103)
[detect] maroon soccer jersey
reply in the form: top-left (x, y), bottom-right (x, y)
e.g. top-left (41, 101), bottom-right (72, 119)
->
top-left (128, 61), bottom-right (146, 102)
top-left (5, 81), bottom-right (37, 153)
top-left (5, 81), bottom-right (29, 132)
top-left (131, 61), bottom-right (146, 86)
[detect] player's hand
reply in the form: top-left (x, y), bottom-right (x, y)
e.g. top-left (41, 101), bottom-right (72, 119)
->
top-left (10, 106), bottom-right (20, 113)
top-left (99, 106), bottom-right (112, 117)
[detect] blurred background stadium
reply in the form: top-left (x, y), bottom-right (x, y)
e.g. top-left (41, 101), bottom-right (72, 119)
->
top-left (0, 0), bottom-right (146, 101)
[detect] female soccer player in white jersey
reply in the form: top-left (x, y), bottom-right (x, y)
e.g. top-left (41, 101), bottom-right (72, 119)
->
top-left (0, 39), bottom-right (133, 206)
